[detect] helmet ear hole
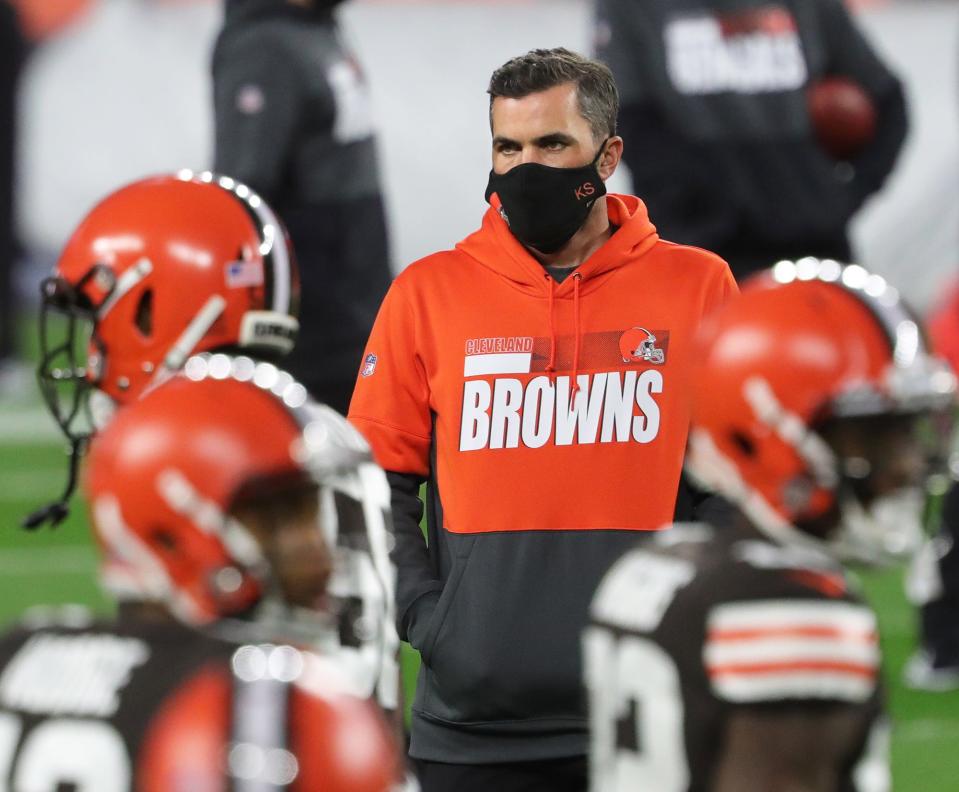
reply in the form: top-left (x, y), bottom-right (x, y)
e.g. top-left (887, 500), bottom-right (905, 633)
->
top-left (151, 527), bottom-right (178, 554)
top-left (729, 429), bottom-right (756, 458)
top-left (135, 289), bottom-right (154, 337)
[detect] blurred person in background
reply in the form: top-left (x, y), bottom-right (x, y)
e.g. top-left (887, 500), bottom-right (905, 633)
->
top-left (0, 0), bottom-right (27, 395)
top-left (212, 0), bottom-right (393, 415)
top-left (0, 370), bottom-right (400, 790)
top-left (586, 259), bottom-right (956, 791)
top-left (349, 47), bottom-right (735, 791)
top-left (902, 282), bottom-right (959, 690)
top-left (593, 0), bottom-right (908, 281)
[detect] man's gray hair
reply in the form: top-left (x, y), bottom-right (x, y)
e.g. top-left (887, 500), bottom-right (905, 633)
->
top-left (487, 48), bottom-right (618, 141)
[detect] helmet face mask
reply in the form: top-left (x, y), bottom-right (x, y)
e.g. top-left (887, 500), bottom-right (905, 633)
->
top-left (806, 410), bottom-right (952, 564)
top-left (37, 271), bottom-right (108, 448)
top-left (243, 481), bottom-right (393, 693)
top-left (314, 463), bottom-right (397, 702)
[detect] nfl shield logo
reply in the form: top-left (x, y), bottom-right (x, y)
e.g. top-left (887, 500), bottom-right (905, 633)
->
top-left (361, 353), bottom-right (378, 377)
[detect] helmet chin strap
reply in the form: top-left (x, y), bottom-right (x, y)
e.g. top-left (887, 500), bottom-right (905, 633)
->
top-left (21, 436), bottom-right (87, 529)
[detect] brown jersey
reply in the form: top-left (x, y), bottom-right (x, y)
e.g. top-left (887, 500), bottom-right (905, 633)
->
top-left (585, 519), bottom-right (888, 792)
top-left (0, 613), bottom-right (398, 791)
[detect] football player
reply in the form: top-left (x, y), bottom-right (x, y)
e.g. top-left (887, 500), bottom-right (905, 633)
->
top-left (28, 170), bottom-right (299, 529)
top-left (0, 365), bottom-right (402, 789)
top-left (585, 259), bottom-right (956, 791)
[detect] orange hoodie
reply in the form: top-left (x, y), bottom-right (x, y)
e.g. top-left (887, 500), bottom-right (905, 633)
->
top-left (350, 194), bottom-right (737, 535)
top-left (349, 194), bottom-right (736, 763)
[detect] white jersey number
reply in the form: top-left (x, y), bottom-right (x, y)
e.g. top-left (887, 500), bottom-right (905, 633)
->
top-left (585, 627), bottom-right (689, 792)
top-left (0, 712), bottom-right (129, 791)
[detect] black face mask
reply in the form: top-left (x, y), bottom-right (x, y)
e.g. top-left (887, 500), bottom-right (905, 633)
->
top-left (485, 139), bottom-right (609, 254)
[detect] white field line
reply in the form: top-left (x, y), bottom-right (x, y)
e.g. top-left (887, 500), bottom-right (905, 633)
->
top-left (896, 719), bottom-right (959, 743)
top-left (0, 545), bottom-right (96, 575)
top-left (0, 408), bottom-right (61, 444)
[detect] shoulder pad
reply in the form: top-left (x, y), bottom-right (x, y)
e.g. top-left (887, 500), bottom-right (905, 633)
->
top-left (591, 548), bottom-right (696, 632)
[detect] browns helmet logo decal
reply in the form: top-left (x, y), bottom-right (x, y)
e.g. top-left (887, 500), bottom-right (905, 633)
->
top-left (619, 327), bottom-right (666, 364)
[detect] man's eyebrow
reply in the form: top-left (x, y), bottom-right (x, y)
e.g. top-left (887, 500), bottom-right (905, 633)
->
top-left (533, 132), bottom-right (576, 147)
top-left (491, 132), bottom-right (578, 149)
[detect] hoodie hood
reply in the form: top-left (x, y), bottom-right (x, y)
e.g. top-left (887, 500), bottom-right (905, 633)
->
top-left (456, 193), bottom-right (659, 298)
top-left (456, 193), bottom-right (660, 393)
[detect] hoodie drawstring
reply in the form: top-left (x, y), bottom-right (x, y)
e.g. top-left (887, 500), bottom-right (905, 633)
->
top-left (544, 272), bottom-right (583, 400)
top-left (545, 274), bottom-right (557, 380)
top-left (570, 273), bottom-right (582, 400)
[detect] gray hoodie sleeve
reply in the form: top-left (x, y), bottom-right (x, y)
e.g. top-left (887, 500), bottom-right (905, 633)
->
top-left (385, 470), bottom-right (442, 647)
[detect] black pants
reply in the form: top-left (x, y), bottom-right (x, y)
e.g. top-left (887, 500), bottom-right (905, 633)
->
top-left (415, 756), bottom-right (588, 792)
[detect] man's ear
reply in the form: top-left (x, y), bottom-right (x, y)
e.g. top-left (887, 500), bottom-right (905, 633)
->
top-left (598, 136), bottom-right (624, 181)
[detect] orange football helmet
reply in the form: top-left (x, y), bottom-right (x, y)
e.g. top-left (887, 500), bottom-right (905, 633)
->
top-left (686, 259), bottom-right (956, 563)
top-left (30, 171), bottom-right (299, 527)
top-left (85, 356), bottom-right (399, 704)
top-left (139, 657), bottom-right (400, 792)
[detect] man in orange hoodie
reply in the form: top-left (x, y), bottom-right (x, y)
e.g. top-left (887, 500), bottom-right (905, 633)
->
top-left (349, 48), bottom-right (737, 791)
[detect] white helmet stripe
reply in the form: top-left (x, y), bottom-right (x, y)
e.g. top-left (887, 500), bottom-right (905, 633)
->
top-left (97, 257), bottom-right (153, 320)
top-left (685, 428), bottom-right (833, 557)
top-left (149, 294), bottom-right (227, 391)
top-left (93, 494), bottom-right (206, 624)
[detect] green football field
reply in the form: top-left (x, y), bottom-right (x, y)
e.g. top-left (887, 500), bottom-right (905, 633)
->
top-left (1, 318), bottom-right (957, 787)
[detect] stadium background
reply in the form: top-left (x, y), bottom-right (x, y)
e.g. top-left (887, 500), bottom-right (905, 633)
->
top-left (0, 0), bottom-right (956, 786)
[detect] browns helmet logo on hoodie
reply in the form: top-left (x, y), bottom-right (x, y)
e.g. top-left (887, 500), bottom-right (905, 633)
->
top-left (619, 327), bottom-right (667, 364)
